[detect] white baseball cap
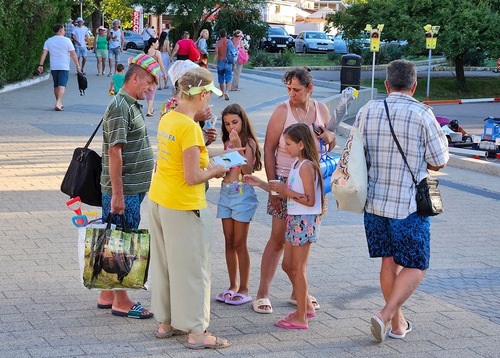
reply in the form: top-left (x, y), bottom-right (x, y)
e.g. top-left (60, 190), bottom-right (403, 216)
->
top-left (168, 60), bottom-right (199, 84)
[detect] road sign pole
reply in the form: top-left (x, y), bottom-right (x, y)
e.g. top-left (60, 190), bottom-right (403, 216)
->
top-left (426, 48), bottom-right (432, 101)
top-left (371, 51), bottom-right (376, 100)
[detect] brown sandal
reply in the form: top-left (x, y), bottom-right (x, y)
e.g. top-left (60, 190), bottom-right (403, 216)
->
top-left (186, 332), bottom-right (231, 350)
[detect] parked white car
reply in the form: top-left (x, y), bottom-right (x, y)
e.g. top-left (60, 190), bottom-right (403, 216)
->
top-left (295, 31), bottom-right (334, 53)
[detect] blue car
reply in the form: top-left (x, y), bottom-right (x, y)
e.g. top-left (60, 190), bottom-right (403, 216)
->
top-left (333, 34), bottom-right (348, 54)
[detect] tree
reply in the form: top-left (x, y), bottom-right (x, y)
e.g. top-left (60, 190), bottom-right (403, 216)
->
top-left (101, 0), bottom-right (132, 28)
top-left (135, 0), bottom-right (267, 41)
top-left (214, 6), bottom-right (267, 49)
top-left (327, 0), bottom-right (500, 85)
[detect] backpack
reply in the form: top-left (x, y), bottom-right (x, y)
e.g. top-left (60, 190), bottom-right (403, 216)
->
top-left (237, 46), bottom-right (249, 65)
top-left (226, 39), bottom-right (239, 64)
top-left (188, 40), bottom-right (200, 62)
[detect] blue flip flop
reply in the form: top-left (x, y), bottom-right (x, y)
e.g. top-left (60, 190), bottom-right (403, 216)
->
top-left (111, 302), bottom-right (154, 319)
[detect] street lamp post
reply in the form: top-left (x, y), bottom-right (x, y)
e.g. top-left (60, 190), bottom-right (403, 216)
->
top-left (77, 0), bottom-right (83, 18)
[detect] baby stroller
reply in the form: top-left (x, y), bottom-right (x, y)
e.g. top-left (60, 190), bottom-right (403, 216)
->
top-left (77, 71), bottom-right (87, 96)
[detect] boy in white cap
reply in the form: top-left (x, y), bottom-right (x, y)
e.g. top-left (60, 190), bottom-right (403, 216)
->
top-left (72, 17), bottom-right (89, 74)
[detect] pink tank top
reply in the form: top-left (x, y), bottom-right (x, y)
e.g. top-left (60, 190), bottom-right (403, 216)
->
top-left (275, 100), bottom-right (324, 178)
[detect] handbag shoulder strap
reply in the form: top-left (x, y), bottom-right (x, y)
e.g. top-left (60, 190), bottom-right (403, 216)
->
top-left (84, 118), bottom-right (103, 149)
top-left (383, 100), bottom-right (418, 185)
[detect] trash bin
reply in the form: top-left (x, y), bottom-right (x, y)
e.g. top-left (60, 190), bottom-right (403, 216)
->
top-left (340, 54), bottom-right (361, 92)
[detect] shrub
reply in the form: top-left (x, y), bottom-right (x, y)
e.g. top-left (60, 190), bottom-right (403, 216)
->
top-left (271, 49), bottom-right (293, 67)
top-left (250, 49), bottom-right (273, 67)
top-left (462, 48), bottom-right (487, 67)
top-left (360, 44), bottom-right (405, 65)
top-left (327, 51), bottom-right (343, 64)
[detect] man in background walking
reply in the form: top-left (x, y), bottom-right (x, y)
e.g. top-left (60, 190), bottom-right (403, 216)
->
top-left (107, 19), bottom-right (125, 76)
top-left (64, 18), bottom-right (74, 44)
top-left (37, 24), bottom-right (80, 111)
top-left (72, 17), bottom-right (89, 74)
top-left (211, 28), bottom-right (232, 101)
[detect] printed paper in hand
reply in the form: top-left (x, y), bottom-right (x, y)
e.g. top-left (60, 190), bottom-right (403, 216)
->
top-left (209, 151), bottom-right (247, 168)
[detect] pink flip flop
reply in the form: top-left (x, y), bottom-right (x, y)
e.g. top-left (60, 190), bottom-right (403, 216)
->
top-left (275, 317), bottom-right (308, 330)
top-left (286, 311), bottom-right (316, 319)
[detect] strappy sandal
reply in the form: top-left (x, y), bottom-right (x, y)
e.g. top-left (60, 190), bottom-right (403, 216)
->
top-left (155, 323), bottom-right (186, 339)
top-left (186, 332), bottom-right (231, 350)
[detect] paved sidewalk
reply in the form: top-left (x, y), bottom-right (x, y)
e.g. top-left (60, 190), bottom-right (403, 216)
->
top-left (0, 55), bottom-right (499, 357)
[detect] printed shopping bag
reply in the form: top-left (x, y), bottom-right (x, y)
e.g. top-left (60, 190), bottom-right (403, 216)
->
top-left (331, 127), bottom-right (367, 214)
top-left (78, 220), bottom-right (150, 290)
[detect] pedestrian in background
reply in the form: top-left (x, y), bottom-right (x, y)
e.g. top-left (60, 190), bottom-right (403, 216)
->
top-left (72, 17), bottom-right (88, 74)
top-left (170, 31), bottom-right (193, 61)
top-left (98, 53), bottom-right (159, 320)
top-left (144, 37), bottom-right (168, 116)
top-left (354, 59), bottom-right (449, 343)
top-left (212, 29), bottom-right (232, 101)
top-left (107, 19), bottom-right (124, 76)
top-left (142, 24), bottom-right (154, 49)
top-left (94, 26), bottom-right (108, 76)
top-left (64, 18), bottom-right (74, 44)
top-left (158, 32), bottom-right (171, 89)
top-left (37, 24), bottom-right (80, 111)
top-left (196, 29), bottom-right (209, 68)
top-left (230, 30), bottom-right (245, 92)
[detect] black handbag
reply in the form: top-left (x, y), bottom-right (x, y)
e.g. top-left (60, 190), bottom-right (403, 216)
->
top-left (384, 101), bottom-right (443, 216)
top-left (61, 119), bottom-right (103, 207)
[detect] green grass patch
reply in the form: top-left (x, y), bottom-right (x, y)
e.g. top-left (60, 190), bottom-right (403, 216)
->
top-left (291, 53), bottom-right (338, 66)
top-left (361, 77), bottom-right (500, 101)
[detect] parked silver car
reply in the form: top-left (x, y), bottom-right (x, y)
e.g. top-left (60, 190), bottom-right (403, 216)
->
top-left (295, 31), bottom-right (334, 53)
top-left (123, 30), bottom-right (144, 50)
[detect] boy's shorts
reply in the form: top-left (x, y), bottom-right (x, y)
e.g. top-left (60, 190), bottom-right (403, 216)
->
top-left (286, 214), bottom-right (321, 246)
top-left (51, 70), bottom-right (69, 87)
top-left (364, 211), bottom-right (431, 270)
top-left (217, 183), bottom-right (258, 222)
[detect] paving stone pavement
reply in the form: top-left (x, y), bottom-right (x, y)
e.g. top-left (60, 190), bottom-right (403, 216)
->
top-left (0, 54), bottom-right (499, 357)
